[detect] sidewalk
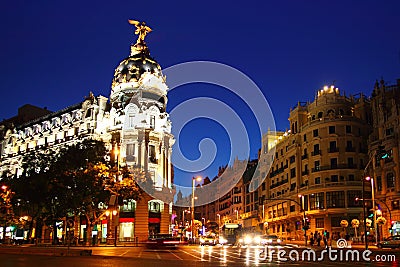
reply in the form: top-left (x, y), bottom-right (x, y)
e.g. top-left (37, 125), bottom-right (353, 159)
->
top-left (0, 245), bottom-right (93, 256)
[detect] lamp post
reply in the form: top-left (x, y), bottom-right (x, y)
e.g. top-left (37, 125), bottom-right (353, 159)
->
top-left (366, 176), bottom-right (378, 245)
top-left (234, 210), bottom-right (239, 222)
top-left (114, 145), bottom-right (121, 182)
top-left (217, 214), bottom-right (221, 229)
top-left (191, 176), bottom-right (202, 242)
top-left (182, 209), bottom-right (188, 226)
top-left (106, 209), bottom-right (118, 246)
top-left (298, 194), bottom-right (308, 246)
top-left (1, 185), bottom-right (12, 242)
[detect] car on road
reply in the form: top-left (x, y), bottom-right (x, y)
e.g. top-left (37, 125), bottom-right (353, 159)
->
top-left (200, 235), bottom-right (217, 246)
top-left (260, 234), bottom-right (283, 246)
top-left (238, 233), bottom-right (262, 246)
top-left (377, 235), bottom-right (400, 249)
top-left (146, 234), bottom-right (187, 248)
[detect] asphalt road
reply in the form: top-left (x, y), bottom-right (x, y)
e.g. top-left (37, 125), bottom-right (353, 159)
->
top-left (0, 244), bottom-right (399, 266)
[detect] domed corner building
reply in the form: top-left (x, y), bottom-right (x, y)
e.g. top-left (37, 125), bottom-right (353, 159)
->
top-left (0, 21), bottom-right (175, 244)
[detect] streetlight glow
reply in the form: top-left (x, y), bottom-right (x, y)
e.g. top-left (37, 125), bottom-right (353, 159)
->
top-left (191, 176), bottom-right (202, 242)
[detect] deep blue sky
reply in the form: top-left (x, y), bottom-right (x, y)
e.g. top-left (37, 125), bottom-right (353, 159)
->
top-left (1, 1), bottom-right (399, 187)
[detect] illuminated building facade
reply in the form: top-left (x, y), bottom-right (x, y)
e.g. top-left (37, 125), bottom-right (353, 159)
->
top-left (259, 86), bottom-right (372, 240)
top-left (0, 21), bottom-right (174, 243)
top-left (369, 78), bottom-right (400, 236)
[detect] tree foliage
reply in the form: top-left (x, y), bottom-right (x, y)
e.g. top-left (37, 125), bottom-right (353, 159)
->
top-left (4, 139), bottom-right (145, 243)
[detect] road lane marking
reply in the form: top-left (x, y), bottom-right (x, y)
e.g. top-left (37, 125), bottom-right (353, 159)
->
top-left (138, 250), bottom-right (143, 258)
top-left (190, 248), bottom-right (235, 263)
top-left (119, 250), bottom-right (129, 256)
top-left (168, 250), bottom-right (183, 260)
top-left (156, 252), bottom-right (161, 259)
top-left (178, 249), bottom-right (203, 260)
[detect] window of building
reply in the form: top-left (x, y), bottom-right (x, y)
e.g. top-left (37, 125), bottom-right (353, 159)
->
top-left (331, 175), bottom-right (338, 182)
top-left (315, 177), bottom-right (321, 184)
top-left (348, 174), bottom-right (355, 181)
top-left (149, 145), bottom-right (157, 163)
top-left (329, 141), bottom-right (337, 152)
top-left (330, 158), bottom-right (337, 169)
top-left (148, 201), bottom-right (161, 213)
top-left (304, 134), bottom-right (307, 142)
top-left (346, 125), bottom-right (352, 133)
top-left (331, 217), bottom-right (343, 227)
top-left (329, 126), bottom-right (335, 134)
top-left (150, 115), bottom-right (155, 129)
top-left (290, 183), bottom-right (296, 191)
top-left (318, 112), bottom-right (323, 118)
top-left (126, 143), bottom-right (135, 156)
top-left (314, 160), bottom-right (320, 171)
top-left (290, 205), bottom-right (295, 212)
top-left (315, 218), bottom-right (324, 228)
top-left (376, 176), bottom-right (382, 191)
top-left (326, 191), bottom-right (345, 208)
top-left (347, 157), bottom-right (354, 168)
top-left (313, 129), bottom-right (319, 137)
top-left (290, 168), bottom-right (296, 178)
top-left (346, 141), bottom-right (353, 152)
top-left (313, 144), bottom-right (320, 155)
top-left (309, 193), bottom-right (324, 210)
top-left (121, 199), bottom-right (136, 212)
top-left (128, 115), bottom-right (135, 128)
top-left (386, 127), bottom-right (394, 136)
top-left (387, 173), bottom-right (395, 188)
top-left (303, 195), bottom-right (309, 210)
top-left (290, 155), bottom-right (295, 163)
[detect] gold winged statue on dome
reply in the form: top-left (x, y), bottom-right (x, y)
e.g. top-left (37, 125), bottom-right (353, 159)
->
top-left (128, 19), bottom-right (152, 44)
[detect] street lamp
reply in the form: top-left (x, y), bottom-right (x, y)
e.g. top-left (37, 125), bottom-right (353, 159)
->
top-left (114, 145), bottom-right (121, 182)
top-left (234, 210), bottom-right (239, 222)
top-left (1, 185), bottom-right (12, 242)
top-left (298, 194), bottom-right (308, 246)
top-left (106, 209), bottom-right (118, 246)
top-left (366, 176), bottom-right (378, 244)
top-left (182, 209), bottom-right (188, 226)
top-left (191, 176), bottom-right (202, 242)
top-left (217, 214), bottom-right (221, 229)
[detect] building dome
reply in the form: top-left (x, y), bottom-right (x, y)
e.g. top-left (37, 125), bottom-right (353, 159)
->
top-left (111, 44), bottom-right (163, 89)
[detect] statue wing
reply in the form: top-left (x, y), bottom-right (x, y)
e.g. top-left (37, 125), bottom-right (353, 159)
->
top-left (128, 19), bottom-right (140, 26)
top-left (144, 26), bottom-right (152, 33)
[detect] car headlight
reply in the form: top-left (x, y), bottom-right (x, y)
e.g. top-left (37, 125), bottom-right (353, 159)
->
top-left (219, 237), bottom-right (227, 244)
top-left (200, 238), bottom-right (205, 243)
top-left (254, 236), bottom-right (261, 244)
top-left (277, 239), bottom-right (281, 243)
top-left (244, 235), bottom-right (252, 244)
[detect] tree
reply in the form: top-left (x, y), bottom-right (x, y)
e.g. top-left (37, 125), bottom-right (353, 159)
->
top-left (6, 139), bottom-right (148, 245)
top-left (6, 148), bottom-right (63, 243)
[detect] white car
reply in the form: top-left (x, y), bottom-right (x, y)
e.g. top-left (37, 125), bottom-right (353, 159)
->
top-left (260, 235), bottom-right (282, 246)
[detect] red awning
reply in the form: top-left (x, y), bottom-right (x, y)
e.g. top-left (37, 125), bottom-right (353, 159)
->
top-left (149, 218), bottom-right (161, 224)
top-left (119, 218), bottom-right (135, 223)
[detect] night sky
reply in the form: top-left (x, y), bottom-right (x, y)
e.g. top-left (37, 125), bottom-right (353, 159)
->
top-left (1, 1), bottom-right (399, 188)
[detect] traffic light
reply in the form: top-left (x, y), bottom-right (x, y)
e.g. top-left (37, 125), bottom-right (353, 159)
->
top-left (376, 146), bottom-right (389, 160)
top-left (302, 217), bottom-right (310, 231)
